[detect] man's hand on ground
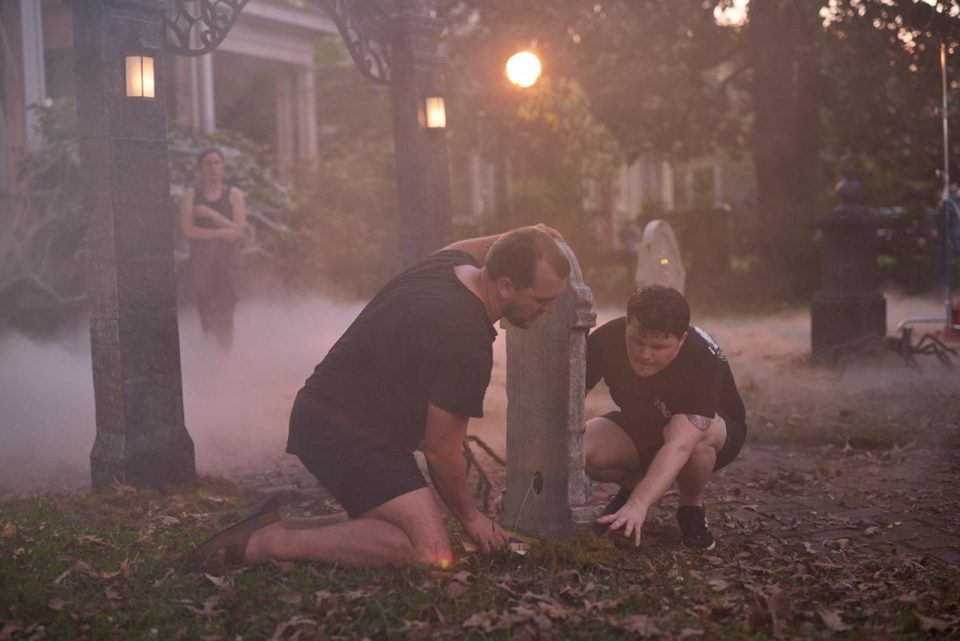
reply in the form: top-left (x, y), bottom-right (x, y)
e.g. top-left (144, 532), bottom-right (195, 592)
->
top-left (461, 512), bottom-right (509, 552)
top-left (596, 502), bottom-right (649, 547)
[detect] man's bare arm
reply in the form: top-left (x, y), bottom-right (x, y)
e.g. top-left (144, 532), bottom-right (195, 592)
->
top-left (422, 403), bottom-right (477, 522)
top-left (626, 414), bottom-right (711, 508)
top-left (422, 403), bottom-right (508, 552)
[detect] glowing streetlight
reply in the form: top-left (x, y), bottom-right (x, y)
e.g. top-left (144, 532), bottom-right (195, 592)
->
top-left (505, 51), bottom-right (542, 88)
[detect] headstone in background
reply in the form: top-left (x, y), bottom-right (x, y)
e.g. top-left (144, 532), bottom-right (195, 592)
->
top-left (635, 220), bottom-right (686, 293)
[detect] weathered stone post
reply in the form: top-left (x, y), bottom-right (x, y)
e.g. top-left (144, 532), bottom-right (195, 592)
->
top-left (501, 242), bottom-right (595, 540)
top-left (811, 156), bottom-right (887, 355)
top-left (73, 0), bottom-right (195, 489)
top-left (389, 2), bottom-right (453, 264)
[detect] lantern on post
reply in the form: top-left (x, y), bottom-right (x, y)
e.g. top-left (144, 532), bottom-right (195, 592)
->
top-left (423, 95), bottom-right (446, 129)
top-left (122, 31), bottom-right (157, 99)
top-left (125, 54), bottom-right (155, 98)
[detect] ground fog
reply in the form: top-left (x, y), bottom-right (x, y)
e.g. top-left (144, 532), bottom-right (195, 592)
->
top-left (0, 291), bottom-right (957, 495)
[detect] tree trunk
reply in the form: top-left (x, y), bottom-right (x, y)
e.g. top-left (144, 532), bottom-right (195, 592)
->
top-left (746, 0), bottom-right (822, 296)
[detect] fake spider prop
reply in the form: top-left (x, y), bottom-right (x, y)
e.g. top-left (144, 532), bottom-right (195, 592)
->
top-left (831, 328), bottom-right (957, 373)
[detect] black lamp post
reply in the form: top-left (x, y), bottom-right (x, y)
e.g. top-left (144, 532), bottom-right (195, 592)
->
top-left (74, 0), bottom-right (195, 490)
top-left (388, 6), bottom-right (453, 265)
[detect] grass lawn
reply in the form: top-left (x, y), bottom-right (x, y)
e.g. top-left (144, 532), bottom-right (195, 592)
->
top-left (2, 476), bottom-right (957, 640)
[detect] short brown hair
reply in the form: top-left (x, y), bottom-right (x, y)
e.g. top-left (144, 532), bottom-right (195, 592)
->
top-left (485, 228), bottom-right (570, 288)
top-left (627, 285), bottom-right (689, 338)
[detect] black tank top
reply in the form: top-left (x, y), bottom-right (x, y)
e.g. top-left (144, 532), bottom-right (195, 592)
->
top-left (192, 185), bottom-right (234, 230)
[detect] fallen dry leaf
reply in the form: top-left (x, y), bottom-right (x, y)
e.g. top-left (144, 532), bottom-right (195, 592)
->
top-left (444, 581), bottom-right (468, 600)
top-left (917, 614), bottom-right (954, 633)
top-left (52, 568), bottom-right (72, 585)
top-left (277, 590), bottom-right (303, 606)
top-left (204, 573), bottom-right (228, 588)
top-left (614, 614), bottom-right (661, 636)
top-left (818, 608), bottom-right (852, 632)
top-left (268, 616), bottom-right (316, 641)
top-left (462, 610), bottom-right (499, 632)
top-left (47, 597), bottom-right (66, 611)
top-left (152, 568), bottom-right (175, 587)
top-left (77, 534), bottom-right (114, 549)
top-left (708, 578), bottom-right (730, 592)
top-left (111, 478), bottom-right (136, 495)
top-left (184, 595), bottom-right (221, 618)
top-left (767, 588), bottom-right (792, 638)
top-left (269, 560), bottom-right (296, 574)
top-left (0, 621), bottom-right (23, 640)
top-left (451, 570), bottom-right (474, 584)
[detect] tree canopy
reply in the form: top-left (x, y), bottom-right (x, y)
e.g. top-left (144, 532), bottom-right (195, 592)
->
top-left (439, 0), bottom-right (960, 298)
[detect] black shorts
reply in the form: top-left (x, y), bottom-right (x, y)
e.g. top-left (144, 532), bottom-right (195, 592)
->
top-left (289, 397), bottom-right (427, 518)
top-left (602, 410), bottom-right (747, 472)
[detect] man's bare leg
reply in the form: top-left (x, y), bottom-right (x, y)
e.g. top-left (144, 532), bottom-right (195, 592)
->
top-left (276, 513), bottom-right (348, 529)
top-left (584, 416), bottom-right (643, 484)
top-left (244, 487), bottom-right (452, 567)
top-left (675, 415), bottom-right (726, 507)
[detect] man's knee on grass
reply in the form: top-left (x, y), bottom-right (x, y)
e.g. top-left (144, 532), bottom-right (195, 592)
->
top-left (411, 536), bottom-right (455, 567)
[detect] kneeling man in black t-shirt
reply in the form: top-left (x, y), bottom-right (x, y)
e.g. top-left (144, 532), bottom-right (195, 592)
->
top-left (195, 226), bottom-right (569, 568)
top-left (586, 285), bottom-right (747, 550)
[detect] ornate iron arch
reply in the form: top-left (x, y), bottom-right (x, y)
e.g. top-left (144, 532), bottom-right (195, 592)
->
top-left (162, 0), bottom-right (396, 85)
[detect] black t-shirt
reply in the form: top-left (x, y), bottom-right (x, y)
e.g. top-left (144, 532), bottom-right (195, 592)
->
top-left (586, 317), bottom-right (746, 434)
top-left (288, 250), bottom-right (496, 453)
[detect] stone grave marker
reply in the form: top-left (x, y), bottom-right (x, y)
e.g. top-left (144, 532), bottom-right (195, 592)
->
top-left (635, 220), bottom-right (686, 293)
top-left (500, 241), bottom-right (596, 540)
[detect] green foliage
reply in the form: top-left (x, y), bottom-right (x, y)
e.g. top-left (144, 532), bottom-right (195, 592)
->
top-left (0, 99), bottom-right (86, 321)
top-left (441, 0), bottom-right (960, 304)
top-left (442, 1), bottom-right (740, 161)
top-left (819, 1), bottom-right (960, 205)
top-left (269, 39), bottom-right (401, 298)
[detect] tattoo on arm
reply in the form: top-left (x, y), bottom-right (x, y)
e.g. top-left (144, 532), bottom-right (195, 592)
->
top-left (684, 414), bottom-right (712, 432)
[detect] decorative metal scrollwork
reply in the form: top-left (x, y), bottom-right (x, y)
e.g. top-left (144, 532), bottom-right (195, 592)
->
top-left (163, 0), bottom-right (397, 85)
top-left (315, 0), bottom-right (395, 85)
top-left (164, 0), bottom-right (254, 56)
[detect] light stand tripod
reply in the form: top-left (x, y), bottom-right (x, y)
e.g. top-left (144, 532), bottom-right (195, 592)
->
top-left (896, 41), bottom-right (960, 346)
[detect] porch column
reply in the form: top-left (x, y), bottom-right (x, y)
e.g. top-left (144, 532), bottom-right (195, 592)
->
top-left (20, 0), bottom-right (46, 150)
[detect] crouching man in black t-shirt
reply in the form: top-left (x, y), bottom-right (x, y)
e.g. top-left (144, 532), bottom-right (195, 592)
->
top-left (586, 285), bottom-right (747, 550)
top-left (195, 226), bottom-right (569, 568)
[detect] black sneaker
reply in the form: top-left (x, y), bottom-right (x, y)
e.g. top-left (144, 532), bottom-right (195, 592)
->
top-left (594, 488), bottom-right (632, 535)
top-left (676, 505), bottom-right (716, 550)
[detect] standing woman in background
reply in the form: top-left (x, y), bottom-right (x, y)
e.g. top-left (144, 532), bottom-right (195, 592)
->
top-left (180, 148), bottom-right (247, 350)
